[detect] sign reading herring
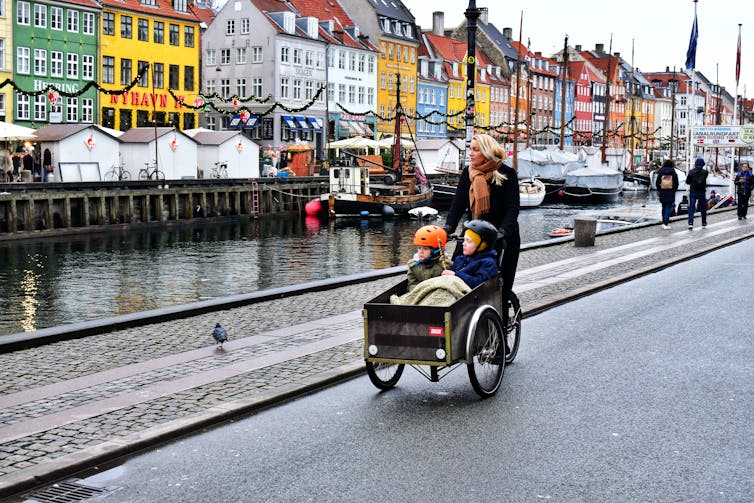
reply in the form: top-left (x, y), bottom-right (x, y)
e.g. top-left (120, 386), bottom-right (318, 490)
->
top-left (692, 125), bottom-right (754, 147)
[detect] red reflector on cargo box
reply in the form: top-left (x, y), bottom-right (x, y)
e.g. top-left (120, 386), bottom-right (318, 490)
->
top-left (429, 326), bottom-right (444, 337)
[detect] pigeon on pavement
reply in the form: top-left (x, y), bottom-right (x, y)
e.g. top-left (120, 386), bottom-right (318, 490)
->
top-left (212, 322), bottom-right (228, 348)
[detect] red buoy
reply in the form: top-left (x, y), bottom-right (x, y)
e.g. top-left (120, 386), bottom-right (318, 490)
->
top-left (305, 199), bottom-right (322, 216)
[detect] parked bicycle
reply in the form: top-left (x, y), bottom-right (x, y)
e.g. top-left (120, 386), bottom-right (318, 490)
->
top-left (103, 162), bottom-right (131, 181)
top-left (138, 161), bottom-right (165, 181)
top-left (210, 161), bottom-right (228, 179)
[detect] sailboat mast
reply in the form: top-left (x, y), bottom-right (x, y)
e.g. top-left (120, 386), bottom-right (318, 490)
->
top-left (559, 35), bottom-right (568, 151)
top-left (392, 72), bottom-right (402, 181)
top-left (512, 11), bottom-right (523, 170)
top-left (601, 35), bottom-right (613, 164)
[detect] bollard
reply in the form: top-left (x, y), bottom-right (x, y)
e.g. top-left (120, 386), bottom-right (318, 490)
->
top-left (573, 216), bottom-right (597, 247)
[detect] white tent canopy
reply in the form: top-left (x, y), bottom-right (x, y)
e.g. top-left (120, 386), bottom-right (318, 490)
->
top-left (0, 121), bottom-right (36, 141)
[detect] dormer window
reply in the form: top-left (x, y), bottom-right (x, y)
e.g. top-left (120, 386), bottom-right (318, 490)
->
top-left (173, 0), bottom-right (187, 12)
top-left (283, 12), bottom-right (295, 34)
top-left (380, 18), bottom-right (390, 32)
top-left (306, 17), bottom-right (318, 38)
top-left (141, 0), bottom-right (156, 6)
top-left (402, 23), bottom-right (411, 38)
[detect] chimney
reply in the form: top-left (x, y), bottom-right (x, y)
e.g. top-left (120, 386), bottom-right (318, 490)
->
top-left (575, 44), bottom-right (582, 51)
top-left (613, 52), bottom-right (620, 58)
top-left (666, 66), bottom-right (670, 72)
top-left (503, 27), bottom-right (512, 40)
top-left (432, 11), bottom-right (444, 36)
top-left (595, 43), bottom-right (604, 53)
top-left (479, 7), bottom-right (488, 24)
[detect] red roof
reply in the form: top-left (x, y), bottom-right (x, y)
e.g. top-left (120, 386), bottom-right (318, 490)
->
top-left (287, 0), bottom-right (378, 51)
top-left (98, 0), bottom-right (201, 23)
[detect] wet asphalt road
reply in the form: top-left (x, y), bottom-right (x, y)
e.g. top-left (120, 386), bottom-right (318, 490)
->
top-left (62, 239), bottom-right (754, 502)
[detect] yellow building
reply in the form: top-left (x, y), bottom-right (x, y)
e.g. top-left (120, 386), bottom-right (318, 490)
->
top-left (0, 0), bottom-right (12, 122)
top-left (99, 0), bottom-right (200, 131)
top-left (376, 37), bottom-right (418, 136)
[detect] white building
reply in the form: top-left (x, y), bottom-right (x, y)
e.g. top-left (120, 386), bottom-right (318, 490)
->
top-left (32, 124), bottom-right (122, 182)
top-left (185, 129), bottom-right (260, 178)
top-left (118, 127), bottom-right (198, 180)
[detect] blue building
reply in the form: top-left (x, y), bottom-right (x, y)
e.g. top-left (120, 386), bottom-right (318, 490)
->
top-left (415, 57), bottom-right (447, 140)
top-left (553, 65), bottom-right (575, 148)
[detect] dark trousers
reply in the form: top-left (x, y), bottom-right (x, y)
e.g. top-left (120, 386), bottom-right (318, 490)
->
top-left (737, 191), bottom-right (751, 218)
top-left (688, 190), bottom-right (707, 226)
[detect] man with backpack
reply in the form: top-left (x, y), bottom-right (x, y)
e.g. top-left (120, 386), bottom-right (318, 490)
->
top-left (655, 159), bottom-right (679, 229)
top-left (734, 162), bottom-right (754, 220)
top-left (686, 158), bottom-right (708, 230)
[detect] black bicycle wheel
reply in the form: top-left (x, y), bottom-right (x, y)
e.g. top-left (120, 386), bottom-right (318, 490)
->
top-left (467, 308), bottom-right (505, 398)
top-left (155, 169), bottom-right (166, 180)
top-left (505, 293), bottom-right (522, 364)
top-left (138, 169), bottom-right (149, 180)
top-left (366, 361), bottom-right (404, 390)
top-left (120, 170), bottom-right (131, 180)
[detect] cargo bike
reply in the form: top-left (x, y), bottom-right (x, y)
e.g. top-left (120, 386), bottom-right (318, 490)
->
top-left (363, 272), bottom-right (522, 398)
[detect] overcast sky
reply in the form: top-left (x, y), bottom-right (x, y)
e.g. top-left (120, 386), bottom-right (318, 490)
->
top-left (403, 0), bottom-right (749, 101)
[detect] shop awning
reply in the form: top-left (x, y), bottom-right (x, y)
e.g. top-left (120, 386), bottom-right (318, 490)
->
top-left (282, 116), bottom-right (297, 129)
top-left (307, 117), bottom-right (322, 130)
top-left (348, 121), bottom-right (365, 135)
top-left (295, 116), bottom-right (310, 131)
top-left (228, 114), bottom-right (244, 130)
top-left (361, 122), bottom-right (374, 136)
top-left (242, 115), bottom-right (259, 129)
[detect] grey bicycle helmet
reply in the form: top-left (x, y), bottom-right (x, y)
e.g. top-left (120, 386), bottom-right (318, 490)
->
top-left (462, 219), bottom-right (498, 252)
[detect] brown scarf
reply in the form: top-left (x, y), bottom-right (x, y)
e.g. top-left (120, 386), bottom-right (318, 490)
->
top-left (468, 158), bottom-right (500, 218)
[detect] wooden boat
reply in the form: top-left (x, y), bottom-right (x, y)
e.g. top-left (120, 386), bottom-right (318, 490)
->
top-left (519, 178), bottom-right (546, 207)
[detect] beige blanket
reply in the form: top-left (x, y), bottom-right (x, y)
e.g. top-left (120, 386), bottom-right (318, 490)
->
top-left (390, 275), bottom-right (471, 307)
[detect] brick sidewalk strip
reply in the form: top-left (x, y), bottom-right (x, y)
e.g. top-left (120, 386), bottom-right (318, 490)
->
top-left (1, 209), bottom-right (753, 498)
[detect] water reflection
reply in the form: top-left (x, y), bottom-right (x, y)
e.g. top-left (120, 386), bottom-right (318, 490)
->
top-left (0, 191), bottom-right (669, 336)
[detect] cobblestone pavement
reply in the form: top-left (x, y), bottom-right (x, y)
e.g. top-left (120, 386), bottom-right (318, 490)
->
top-left (1, 208), bottom-right (753, 498)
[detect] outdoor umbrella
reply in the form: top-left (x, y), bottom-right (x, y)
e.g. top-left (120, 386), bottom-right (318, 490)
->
top-left (0, 121), bottom-right (36, 141)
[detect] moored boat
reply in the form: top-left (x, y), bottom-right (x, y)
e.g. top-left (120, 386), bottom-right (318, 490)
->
top-left (519, 178), bottom-right (546, 207)
top-left (562, 165), bottom-right (623, 203)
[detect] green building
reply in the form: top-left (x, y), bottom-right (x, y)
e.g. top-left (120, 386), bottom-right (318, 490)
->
top-left (13, 0), bottom-right (100, 127)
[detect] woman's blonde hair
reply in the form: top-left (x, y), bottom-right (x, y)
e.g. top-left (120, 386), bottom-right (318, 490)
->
top-left (472, 133), bottom-right (508, 184)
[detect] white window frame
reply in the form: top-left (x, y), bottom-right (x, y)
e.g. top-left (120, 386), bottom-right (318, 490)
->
top-left (34, 95), bottom-right (47, 121)
top-left (17, 94), bottom-right (30, 120)
top-left (82, 98), bottom-right (93, 122)
top-left (241, 18), bottom-right (250, 34)
top-left (66, 97), bottom-right (78, 122)
top-left (34, 4), bottom-right (47, 28)
top-left (236, 47), bottom-right (246, 64)
top-left (252, 47), bottom-right (262, 63)
top-left (67, 10), bottom-right (79, 33)
top-left (82, 54), bottom-right (94, 79)
top-left (50, 6), bottom-right (63, 30)
top-left (34, 49), bottom-right (47, 76)
top-left (83, 12), bottom-right (95, 35)
top-left (252, 77), bottom-right (262, 97)
top-left (66, 53), bottom-right (79, 79)
top-left (17, 47), bottom-right (31, 74)
top-left (17, 2), bottom-right (31, 25)
top-left (205, 49), bottom-right (216, 66)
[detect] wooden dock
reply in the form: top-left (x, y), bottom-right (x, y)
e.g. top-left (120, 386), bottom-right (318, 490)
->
top-left (0, 177), bottom-right (329, 239)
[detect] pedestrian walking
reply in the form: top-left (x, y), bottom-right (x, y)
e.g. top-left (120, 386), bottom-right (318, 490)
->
top-left (685, 158), bottom-right (708, 230)
top-left (734, 162), bottom-right (754, 220)
top-left (655, 159), bottom-right (679, 229)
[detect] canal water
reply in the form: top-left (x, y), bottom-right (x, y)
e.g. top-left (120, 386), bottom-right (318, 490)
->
top-left (0, 190), bottom-right (665, 335)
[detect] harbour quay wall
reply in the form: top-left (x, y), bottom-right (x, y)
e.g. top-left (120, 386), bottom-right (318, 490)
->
top-left (0, 177), bottom-right (329, 239)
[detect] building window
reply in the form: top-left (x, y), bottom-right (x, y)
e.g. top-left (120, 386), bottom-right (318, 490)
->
top-left (252, 47), bottom-right (262, 63)
top-left (305, 51), bottom-right (313, 67)
top-left (293, 49), bottom-right (302, 65)
top-left (368, 56), bottom-right (375, 73)
top-left (204, 79), bottom-right (215, 95)
top-left (34, 49), bottom-right (47, 76)
top-left (102, 56), bottom-right (114, 83)
top-left (338, 51), bottom-right (345, 69)
top-left (153, 63), bottom-right (164, 88)
top-left (348, 85), bottom-right (355, 103)
top-left (338, 84), bottom-right (346, 102)
top-left (367, 88), bottom-right (374, 105)
top-left (349, 53), bottom-right (355, 71)
top-left (174, 0), bottom-right (187, 12)
top-left (184, 66), bottom-right (194, 91)
top-left (281, 47), bottom-right (289, 64)
top-left (83, 12), bottom-right (95, 35)
top-left (241, 18), bottom-right (250, 34)
top-left (66, 97), bottom-right (78, 122)
top-left (358, 54), bottom-right (365, 72)
top-left (327, 83), bottom-right (334, 102)
top-left (82, 98), bottom-right (93, 122)
top-left (120, 58), bottom-right (132, 84)
top-left (221, 49), bottom-right (230, 65)
top-left (184, 26), bottom-right (194, 48)
top-left (305, 81), bottom-right (314, 100)
top-left (154, 21), bottom-right (164, 43)
top-left (169, 24), bottom-right (179, 46)
top-left (17, 2), bottom-right (31, 25)
top-left (82, 54), bottom-right (94, 80)
top-left (67, 53), bottom-right (79, 78)
top-left (103, 12), bottom-right (114, 35)
top-left (66, 10), bottom-right (79, 32)
top-left (169, 64), bottom-right (179, 89)
top-left (236, 77), bottom-right (246, 97)
top-left (51, 51), bottom-right (63, 78)
top-left (293, 79), bottom-right (302, 100)
top-left (236, 47), bottom-right (246, 64)
top-left (34, 4), bottom-right (46, 28)
top-left (203, 51), bottom-right (216, 69)
top-left (51, 7), bottom-right (63, 30)
top-left (17, 47), bottom-right (30, 74)
top-left (252, 77), bottom-right (262, 97)
top-left (205, 116), bottom-right (216, 130)
top-left (317, 53), bottom-right (324, 69)
top-left (121, 15), bottom-right (131, 38)
top-left (138, 61), bottom-right (149, 86)
top-left (17, 94), bottom-right (30, 120)
top-left (34, 95), bottom-right (46, 121)
top-left (280, 77), bottom-right (289, 99)
top-left (220, 79), bottom-right (230, 98)
top-left (226, 19), bottom-right (235, 35)
top-left (138, 19), bottom-right (148, 41)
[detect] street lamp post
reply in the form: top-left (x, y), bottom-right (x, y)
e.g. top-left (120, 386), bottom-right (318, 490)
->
top-left (464, 1), bottom-right (480, 168)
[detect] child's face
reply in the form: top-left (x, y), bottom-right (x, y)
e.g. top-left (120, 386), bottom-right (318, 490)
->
top-left (416, 245), bottom-right (433, 261)
top-left (462, 234), bottom-right (477, 256)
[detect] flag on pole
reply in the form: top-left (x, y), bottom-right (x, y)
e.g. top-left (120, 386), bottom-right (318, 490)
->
top-left (684, 10), bottom-right (698, 70)
top-left (736, 26), bottom-right (742, 85)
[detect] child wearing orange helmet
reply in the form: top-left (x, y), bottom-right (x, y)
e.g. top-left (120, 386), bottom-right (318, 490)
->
top-left (407, 225), bottom-right (448, 291)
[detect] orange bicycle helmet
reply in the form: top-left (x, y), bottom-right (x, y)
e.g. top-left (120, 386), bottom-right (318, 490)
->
top-left (413, 225), bottom-right (448, 249)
